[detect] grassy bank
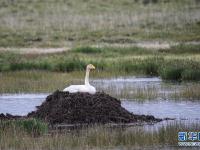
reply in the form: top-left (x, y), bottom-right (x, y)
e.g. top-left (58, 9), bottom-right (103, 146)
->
top-left (0, 0), bottom-right (200, 47)
top-left (0, 44), bottom-right (200, 95)
top-left (1, 45), bottom-right (200, 81)
top-left (0, 120), bottom-right (199, 150)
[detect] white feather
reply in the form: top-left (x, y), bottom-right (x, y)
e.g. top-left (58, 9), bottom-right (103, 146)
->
top-left (63, 64), bottom-right (96, 94)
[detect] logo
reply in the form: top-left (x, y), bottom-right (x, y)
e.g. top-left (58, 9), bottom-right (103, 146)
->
top-left (178, 132), bottom-right (187, 141)
top-left (188, 132), bottom-right (198, 141)
top-left (178, 131), bottom-right (200, 147)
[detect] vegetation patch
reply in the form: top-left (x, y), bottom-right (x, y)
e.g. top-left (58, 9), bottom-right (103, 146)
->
top-left (73, 47), bottom-right (103, 54)
top-left (0, 0), bottom-right (200, 47)
top-left (159, 44), bottom-right (200, 54)
top-left (0, 121), bottom-right (199, 149)
top-left (182, 69), bottom-right (200, 81)
top-left (1, 44), bottom-right (200, 81)
top-left (0, 118), bottom-right (48, 136)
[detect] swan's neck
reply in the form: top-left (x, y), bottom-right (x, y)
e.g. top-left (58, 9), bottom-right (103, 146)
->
top-left (85, 68), bottom-right (90, 85)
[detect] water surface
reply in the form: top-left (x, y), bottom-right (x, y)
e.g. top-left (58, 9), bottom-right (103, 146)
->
top-left (0, 77), bottom-right (199, 122)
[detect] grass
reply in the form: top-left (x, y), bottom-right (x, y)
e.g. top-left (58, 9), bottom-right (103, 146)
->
top-left (0, 0), bottom-right (200, 47)
top-left (0, 44), bottom-right (200, 93)
top-left (172, 83), bottom-right (200, 100)
top-left (0, 119), bottom-right (48, 136)
top-left (0, 121), bottom-right (199, 150)
top-left (159, 58), bottom-right (200, 81)
top-left (0, 70), bottom-right (200, 101)
top-left (159, 44), bottom-right (200, 54)
top-left (1, 44), bottom-right (200, 80)
top-left (0, 71), bottom-right (79, 93)
top-left (1, 55), bottom-right (200, 80)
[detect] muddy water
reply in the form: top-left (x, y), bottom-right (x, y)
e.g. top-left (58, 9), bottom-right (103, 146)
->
top-left (0, 77), bottom-right (199, 122)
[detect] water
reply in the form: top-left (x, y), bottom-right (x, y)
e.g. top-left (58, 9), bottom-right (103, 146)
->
top-left (122, 100), bottom-right (200, 119)
top-left (91, 77), bottom-right (183, 100)
top-left (0, 77), bottom-right (199, 121)
top-left (0, 93), bottom-right (47, 116)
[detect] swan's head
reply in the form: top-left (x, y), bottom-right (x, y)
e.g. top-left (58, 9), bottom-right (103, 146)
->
top-left (87, 64), bottom-right (95, 70)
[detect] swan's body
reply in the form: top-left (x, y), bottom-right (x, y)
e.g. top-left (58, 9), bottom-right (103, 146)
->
top-left (63, 64), bottom-right (96, 94)
top-left (63, 84), bottom-right (96, 94)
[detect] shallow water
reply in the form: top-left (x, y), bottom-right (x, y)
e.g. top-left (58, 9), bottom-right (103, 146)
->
top-left (0, 93), bottom-right (47, 116)
top-left (0, 93), bottom-right (200, 120)
top-left (122, 100), bottom-right (200, 119)
top-left (92, 77), bottom-right (184, 100)
top-left (0, 77), bottom-right (199, 121)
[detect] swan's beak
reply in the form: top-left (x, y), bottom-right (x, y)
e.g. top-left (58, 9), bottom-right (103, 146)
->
top-left (91, 65), bottom-right (95, 70)
top-left (87, 64), bottom-right (95, 70)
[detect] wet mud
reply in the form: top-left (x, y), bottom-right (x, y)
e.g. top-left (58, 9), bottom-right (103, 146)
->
top-left (27, 91), bottom-right (162, 124)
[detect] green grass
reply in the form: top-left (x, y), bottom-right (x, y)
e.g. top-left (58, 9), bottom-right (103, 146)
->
top-left (74, 47), bottom-right (103, 54)
top-left (0, 44), bottom-right (200, 93)
top-left (0, 121), bottom-right (199, 150)
top-left (0, 119), bottom-right (48, 136)
top-left (0, 70), bottom-right (200, 101)
top-left (1, 45), bottom-right (200, 81)
top-left (172, 83), bottom-right (200, 100)
top-left (159, 44), bottom-right (200, 54)
top-left (159, 58), bottom-right (200, 81)
top-left (0, 0), bottom-right (200, 47)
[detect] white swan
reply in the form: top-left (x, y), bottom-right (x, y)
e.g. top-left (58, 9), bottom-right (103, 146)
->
top-left (63, 64), bottom-right (96, 94)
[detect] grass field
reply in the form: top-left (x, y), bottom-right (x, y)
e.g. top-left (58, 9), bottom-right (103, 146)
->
top-left (1, 1), bottom-right (200, 150)
top-left (1, 119), bottom-right (200, 150)
top-left (0, 0), bottom-right (200, 47)
top-left (1, 44), bottom-right (200, 77)
top-left (0, 0), bottom-right (200, 150)
top-left (0, 0), bottom-right (200, 91)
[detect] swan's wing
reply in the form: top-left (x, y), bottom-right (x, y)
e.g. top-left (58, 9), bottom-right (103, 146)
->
top-left (63, 85), bottom-right (78, 93)
top-left (63, 85), bottom-right (96, 94)
top-left (63, 85), bottom-right (87, 93)
top-left (89, 85), bottom-right (96, 94)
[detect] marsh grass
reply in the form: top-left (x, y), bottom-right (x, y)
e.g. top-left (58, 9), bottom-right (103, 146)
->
top-left (0, 71), bottom-right (81, 93)
top-left (0, 70), bottom-right (126, 93)
top-left (182, 70), bottom-right (200, 81)
top-left (132, 86), bottom-right (158, 100)
top-left (159, 44), bottom-right (200, 54)
top-left (172, 84), bottom-right (200, 100)
top-left (1, 44), bottom-right (200, 93)
top-left (74, 47), bottom-right (103, 54)
top-left (159, 58), bottom-right (200, 81)
top-left (106, 86), bottom-right (160, 100)
top-left (1, 45), bottom-right (200, 80)
top-left (0, 0), bottom-right (200, 47)
top-left (0, 121), bottom-right (199, 149)
top-left (0, 119), bottom-right (48, 136)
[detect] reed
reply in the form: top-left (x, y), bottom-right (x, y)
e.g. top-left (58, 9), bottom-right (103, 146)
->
top-left (0, 121), bottom-right (199, 150)
top-left (0, 119), bottom-right (48, 136)
top-left (172, 83), bottom-right (200, 100)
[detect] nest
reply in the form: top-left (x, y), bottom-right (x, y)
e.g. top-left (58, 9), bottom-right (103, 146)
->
top-left (28, 91), bottom-right (161, 124)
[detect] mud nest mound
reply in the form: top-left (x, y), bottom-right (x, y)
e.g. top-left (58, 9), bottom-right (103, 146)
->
top-left (28, 91), bottom-right (161, 124)
top-left (0, 113), bottom-right (22, 120)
